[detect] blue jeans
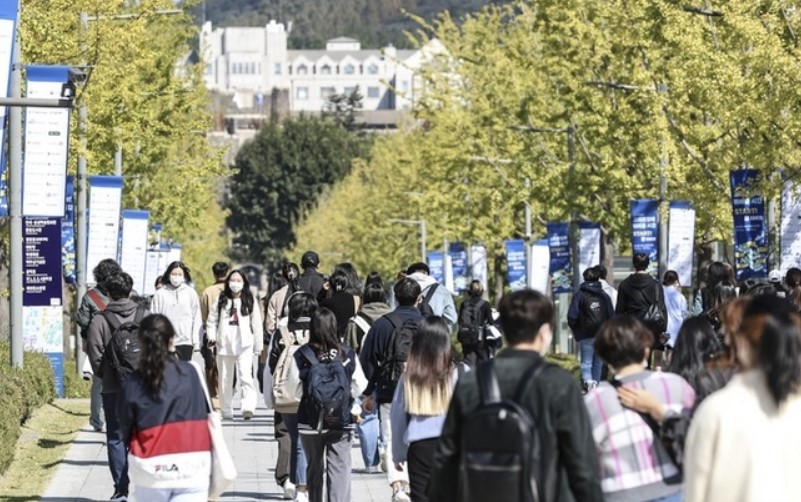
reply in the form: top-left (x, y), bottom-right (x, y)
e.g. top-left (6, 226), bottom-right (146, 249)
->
top-left (281, 413), bottom-right (308, 486)
top-left (90, 375), bottom-right (104, 429)
top-left (356, 407), bottom-right (380, 467)
top-left (579, 338), bottom-right (603, 383)
top-left (101, 392), bottom-right (129, 494)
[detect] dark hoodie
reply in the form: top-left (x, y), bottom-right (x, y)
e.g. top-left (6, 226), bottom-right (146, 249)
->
top-left (615, 272), bottom-right (667, 332)
top-left (567, 281), bottom-right (614, 340)
top-left (86, 298), bottom-right (149, 394)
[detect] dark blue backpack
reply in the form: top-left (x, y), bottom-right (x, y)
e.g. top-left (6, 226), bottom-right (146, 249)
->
top-left (300, 345), bottom-right (353, 431)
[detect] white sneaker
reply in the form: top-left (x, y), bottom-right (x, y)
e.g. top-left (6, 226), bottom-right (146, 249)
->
top-left (392, 488), bottom-right (411, 502)
top-left (295, 492), bottom-right (308, 502)
top-left (379, 452), bottom-right (387, 473)
top-left (283, 481), bottom-right (296, 500)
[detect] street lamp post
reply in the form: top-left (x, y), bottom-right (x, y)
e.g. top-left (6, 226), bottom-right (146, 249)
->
top-left (387, 218), bottom-right (427, 263)
top-left (509, 123), bottom-right (580, 290)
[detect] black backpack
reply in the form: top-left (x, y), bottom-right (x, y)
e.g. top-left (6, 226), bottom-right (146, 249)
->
top-left (102, 307), bottom-right (146, 382)
top-left (578, 291), bottom-right (608, 338)
top-left (460, 360), bottom-right (545, 502)
top-left (458, 299), bottom-right (486, 346)
top-left (419, 284), bottom-right (439, 317)
top-left (378, 313), bottom-right (417, 395)
top-left (300, 345), bottom-right (353, 431)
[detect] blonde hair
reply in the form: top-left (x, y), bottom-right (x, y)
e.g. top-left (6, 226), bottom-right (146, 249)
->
top-left (403, 316), bottom-right (454, 416)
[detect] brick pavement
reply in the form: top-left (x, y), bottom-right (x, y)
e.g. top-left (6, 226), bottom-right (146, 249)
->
top-left (40, 398), bottom-right (390, 502)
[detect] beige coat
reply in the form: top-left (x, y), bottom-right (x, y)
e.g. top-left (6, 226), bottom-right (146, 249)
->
top-left (684, 369), bottom-right (801, 502)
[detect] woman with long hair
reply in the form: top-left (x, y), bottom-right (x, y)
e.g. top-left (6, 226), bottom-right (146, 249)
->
top-left (206, 269), bottom-right (264, 420)
top-left (584, 317), bottom-right (695, 502)
top-left (390, 316), bottom-right (457, 502)
top-left (119, 315), bottom-right (211, 501)
top-left (287, 308), bottom-right (367, 502)
top-left (151, 261), bottom-right (202, 361)
top-left (692, 261), bottom-right (731, 315)
top-left (685, 296), bottom-right (801, 501)
top-left (668, 317), bottom-right (721, 389)
top-left (786, 267), bottom-right (801, 311)
top-left (320, 269), bottom-right (360, 339)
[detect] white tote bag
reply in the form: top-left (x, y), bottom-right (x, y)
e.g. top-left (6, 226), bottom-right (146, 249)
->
top-left (190, 362), bottom-right (237, 499)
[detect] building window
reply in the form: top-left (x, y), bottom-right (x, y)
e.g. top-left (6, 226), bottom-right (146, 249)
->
top-left (343, 63), bottom-right (355, 75)
top-left (344, 86), bottom-right (357, 96)
top-left (205, 64), bottom-right (212, 75)
top-left (367, 63), bottom-right (379, 75)
top-left (274, 63), bottom-right (282, 75)
top-left (297, 64), bottom-right (308, 75)
top-left (320, 64), bottom-right (332, 75)
top-left (321, 87), bottom-right (336, 99)
top-left (250, 62), bottom-right (256, 74)
top-left (367, 86), bottom-right (380, 98)
top-left (296, 86), bottom-right (309, 100)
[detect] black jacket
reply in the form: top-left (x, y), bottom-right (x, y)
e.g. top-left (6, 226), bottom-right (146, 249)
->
top-left (359, 305), bottom-right (423, 403)
top-left (295, 268), bottom-right (326, 301)
top-left (567, 282), bottom-right (614, 340)
top-left (615, 272), bottom-right (667, 332)
top-left (427, 350), bottom-right (604, 502)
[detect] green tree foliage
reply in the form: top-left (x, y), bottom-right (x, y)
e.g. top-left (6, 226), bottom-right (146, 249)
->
top-left (203, 0), bottom-right (508, 48)
top-left (20, 0), bottom-right (228, 291)
top-left (293, 0), bottom-right (801, 292)
top-left (226, 115), bottom-right (367, 266)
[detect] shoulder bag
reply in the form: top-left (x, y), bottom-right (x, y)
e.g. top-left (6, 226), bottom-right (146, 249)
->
top-left (191, 361), bottom-right (238, 499)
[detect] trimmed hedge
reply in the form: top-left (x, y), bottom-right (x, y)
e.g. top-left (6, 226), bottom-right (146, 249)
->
top-left (0, 342), bottom-right (56, 474)
top-left (63, 360), bottom-right (91, 398)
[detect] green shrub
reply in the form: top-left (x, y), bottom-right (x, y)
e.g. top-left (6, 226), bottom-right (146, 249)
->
top-left (546, 352), bottom-right (581, 382)
top-left (0, 342), bottom-right (57, 474)
top-left (63, 361), bottom-right (91, 399)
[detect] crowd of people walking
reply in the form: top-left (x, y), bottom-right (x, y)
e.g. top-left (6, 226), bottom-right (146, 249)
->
top-left (78, 250), bottom-right (801, 502)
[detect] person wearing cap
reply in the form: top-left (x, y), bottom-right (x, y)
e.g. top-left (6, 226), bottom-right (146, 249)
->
top-left (769, 270), bottom-right (788, 298)
top-left (296, 251), bottom-right (326, 300)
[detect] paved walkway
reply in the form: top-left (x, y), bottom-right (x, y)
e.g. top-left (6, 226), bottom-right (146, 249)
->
top-left (41, 398), bottom-right (389, 501)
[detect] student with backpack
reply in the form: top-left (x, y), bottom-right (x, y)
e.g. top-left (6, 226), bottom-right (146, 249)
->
top-left (427, 289), bottom-right (603, 502)
top-left (406, 262), bottom-right (457, 328)
top-left (390, 316), bottom-right (460, 502)
top-left (346, 280), bottom-right (391, 473)
top-left (457, 280), bottom-right (493, 368)
top-left (87, 272), bottom-right (150, 502)
top-left (567, 266), bottom-right (615, 391)
top-left (77, 258), bottom-right (121, 433)
top-left (269, 292), bottom-right (317, 501)
top-left (206, 269), bottom-right (264, 421)
top-left (360, 277), bottom-right (423, 502)
top-left (118, 314), bottom-right (212, 502)
top-left (286, 308), bottom-right (367, 502)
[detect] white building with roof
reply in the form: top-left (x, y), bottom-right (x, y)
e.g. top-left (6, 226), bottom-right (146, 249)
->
top-left (200, 21), bottom-right (441, 114)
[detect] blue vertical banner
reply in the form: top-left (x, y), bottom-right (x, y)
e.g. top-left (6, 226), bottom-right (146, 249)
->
top-left (547, 222), bottom-right (572, 294)
top-left (448, 242), bottom-right (469, 293)
top-left (630, 199), bottom-right (660, 276)
top-left (505, 239), bottom-right (527, 291)
top-left (427, 251), bottom-right (444, 284)
top-left (0, 1), bottom-right (20, 216)
top-left (22, 216), bottom-right (64, 398)
top-left (62, 175), bottom-right (76, 284)
top-left (730, 169), bottom-right (768, 280)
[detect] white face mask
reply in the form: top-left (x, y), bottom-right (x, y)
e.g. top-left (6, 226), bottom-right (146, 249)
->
top-left (170, 275), bottom-right (184, 288)
top-left (229, 281), bottom-right (244, 294)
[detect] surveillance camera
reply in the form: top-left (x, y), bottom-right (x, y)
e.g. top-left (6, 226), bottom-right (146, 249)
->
top-left (67, 67), bottom-right (91, 85)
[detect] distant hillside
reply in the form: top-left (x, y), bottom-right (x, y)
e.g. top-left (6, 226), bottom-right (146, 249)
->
top-left (202, 0), bottom-right (506, 48)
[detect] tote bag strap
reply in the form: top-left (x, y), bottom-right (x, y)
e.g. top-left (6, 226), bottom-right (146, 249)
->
top-left (190, 360), bottom-right (213, 413)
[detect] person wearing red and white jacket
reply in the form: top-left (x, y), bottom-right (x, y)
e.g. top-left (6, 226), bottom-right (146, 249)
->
top-left (118, 314), bottom-right (211, 502)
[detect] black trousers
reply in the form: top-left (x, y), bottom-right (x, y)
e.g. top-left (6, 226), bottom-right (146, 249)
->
top-left (174, 345), bottom-right (193, 361)
top-left (408, 438), bottom-right (439, 502)
top-left (274, 412), bottom-right (291, 486)
top-left (462, 342), bottom-right (490, 369)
